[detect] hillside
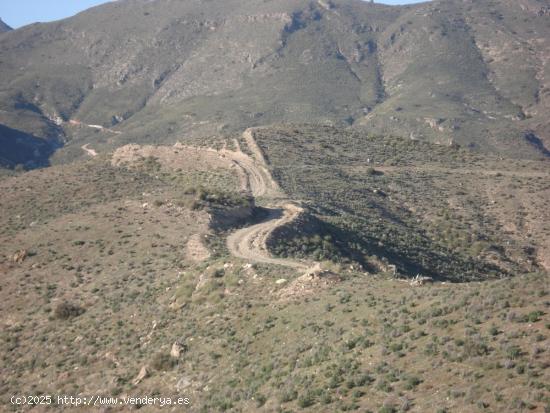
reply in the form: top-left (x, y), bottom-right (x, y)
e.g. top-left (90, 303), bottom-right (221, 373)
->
top-left (252, 125), bottom-right (550, 277)
top-left (0, 129), bottom-right (548, 412)
top-left (0, 0), bottom-right (550, 169)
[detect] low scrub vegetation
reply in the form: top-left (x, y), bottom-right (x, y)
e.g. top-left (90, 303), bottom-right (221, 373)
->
top-left (254, 126), bottom-right (548, 281)
top-left (54, 301), bottom-right (85, 320)
top-left (183, 186), bottom-right (253, 210)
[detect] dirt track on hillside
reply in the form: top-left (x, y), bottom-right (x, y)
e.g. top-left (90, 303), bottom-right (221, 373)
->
top-left (220, 144), bottom-right (281, 198)
top-left (112, 129), bottom-right (311, 270)
top-left (224, 129), bottom-right (309, 269)
top-left (226, 203), bottom-right (309, 269)
top-left (81, 144), bottom-right (98, 157)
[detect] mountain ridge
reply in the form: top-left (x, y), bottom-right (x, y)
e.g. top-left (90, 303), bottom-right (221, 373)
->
top-left (0, 18), bottom-right (11, 33)
top-left (0, 0), bottom-right (549, 168)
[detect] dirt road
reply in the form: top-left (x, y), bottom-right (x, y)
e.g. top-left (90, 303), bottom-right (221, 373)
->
top-left (224, 129), bottom-right (309, 269)
top-left (81, 144), bottom-right (98, 157)
top-left (70, 119), bottom-right (122, 135)
top-left (112, 130), bottom-right (312, 270)
top-left (220, 133), bottom-right (282, 198)
top-left (226, 203), bottom-right (309, 269)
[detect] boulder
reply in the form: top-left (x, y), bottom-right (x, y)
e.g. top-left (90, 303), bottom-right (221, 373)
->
top-left (12, 249), bottom-right (27, 263)
top-left (133, 366), bottom-right (148, 385)
top-left (171, 340), bottom-right (187, 358)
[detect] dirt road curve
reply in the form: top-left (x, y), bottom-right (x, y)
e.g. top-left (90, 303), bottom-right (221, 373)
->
top-left (224, 129), bottom-right (310, 270)
top-left (227, 203), bottom-right (309, 269)
top-left (111, 129), bottom-right (312, 270)
top-left (81, 144), bottom-right (98, 157)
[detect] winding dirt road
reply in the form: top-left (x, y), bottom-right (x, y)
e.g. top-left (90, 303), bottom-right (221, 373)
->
top-left (226, 203), bottom-right (309, 269)
top-left (112, 128), bottom-right (312, 270)
top-left (224, 129), bottom-right (310, 270)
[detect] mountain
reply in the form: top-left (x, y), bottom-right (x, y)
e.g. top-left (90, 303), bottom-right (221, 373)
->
top-left (0, 18), bottom-right (12, 33)
top-left (0, 0), bottom-right (549, 168)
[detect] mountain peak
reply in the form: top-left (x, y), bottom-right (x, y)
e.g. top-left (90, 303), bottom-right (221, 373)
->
top-left (0, 18), bottom-right (12, 32)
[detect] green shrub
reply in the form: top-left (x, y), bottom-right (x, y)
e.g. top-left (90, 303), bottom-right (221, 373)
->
top-left (404, 376), bottom-right (422, 390)
top-left (523, 311), bottom-right (543, 323)
top-left (255, 393), bottom-right (267, 407)
top-left (184, 186), bottom-right (253, 210)
top-left (297, 392), bottom-right (316, 408)
top-left (151, 353), bottom-right (176, 371)
top-left (379, 404), bottom-right (397, 413)
top-left (366, 167), bottom-right (378, 176)
top-left (506, 346), bottom-right (522, 360)
top-left (54, 302), bottom-right (85, 320)
top-left (279, 389), bottom-right (298, 403)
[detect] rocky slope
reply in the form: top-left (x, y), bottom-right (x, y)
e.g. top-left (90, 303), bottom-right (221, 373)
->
top-left (0, 0), bottom-right (549, 168)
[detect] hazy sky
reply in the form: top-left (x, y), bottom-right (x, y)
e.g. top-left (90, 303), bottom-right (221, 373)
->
top-left (1, 0), bottom-right (427, 29)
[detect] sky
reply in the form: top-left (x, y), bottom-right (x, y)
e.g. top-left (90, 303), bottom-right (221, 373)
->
top-left (0, 0), bottom-right (426, 29)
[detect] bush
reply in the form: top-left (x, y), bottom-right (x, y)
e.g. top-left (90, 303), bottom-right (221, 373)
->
top-left (279, 389), bottom-right (298, 403)
top-left (273, 234), bottom-right (341, 262)
top-left (377, 380), bottom-right (393, 392)
top-left (404, 376), bottom-right (422, 389)
top-left (523, 311), bottom-right (543, 323)
top-left (54, 302), bottom-right (85, 320)
top-left (462, 337), bottom-right (490, 357)
top-left (255, 394), bottom-right (267, 407)
top-left (151, 353), bottom-right (177, 371)
top-left (379, 403), bottom-right (397, 413)
top-left (297, 392), bottom-right (315, 408)
top-left (506, 346), bottom-right (522, 360)
top-left (184, 186), bottom-right (253, 210)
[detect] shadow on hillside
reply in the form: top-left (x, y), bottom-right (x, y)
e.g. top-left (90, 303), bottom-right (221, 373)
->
top-left (524, 132), bottom-right (550, 158)
top-left (0, 124), bottom-right (59, 170)
top-left (268, 208), bottom-right (504, 282)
